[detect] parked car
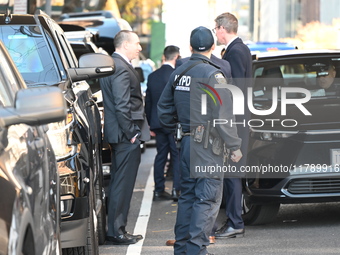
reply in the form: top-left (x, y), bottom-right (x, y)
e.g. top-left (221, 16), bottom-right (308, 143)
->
top-left (63, 29), bottom-right (112, 196)
top-left (59, 10), bottom-right (132, 55)
top-left (242, 49), bottom-right (340, 225)
top-left (0, 10), bottom-right (115, 253)
top-left (246, 41), bottom-right (297, 53)
top-left (0, 40), bottom-right (66, 255)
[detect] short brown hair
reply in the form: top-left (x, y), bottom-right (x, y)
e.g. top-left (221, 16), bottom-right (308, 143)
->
top-left (215, 12), bottom-right (238, 34)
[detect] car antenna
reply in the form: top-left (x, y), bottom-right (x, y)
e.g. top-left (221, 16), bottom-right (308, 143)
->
top-left (4, 8), bottom-right (12, 24)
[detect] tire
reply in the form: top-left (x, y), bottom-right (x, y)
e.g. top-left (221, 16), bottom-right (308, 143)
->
top-left (22, 227), bottom-right (35, 255)
top-left (86, 179), bottom-right (99, 255)
top-left (96, 168), bottom-right (107, 245)
top-left (62, 246), bottom-right (85, 255)
top-left (242, 194), bottom-right (280, 225)
top-left (94, 140), bottom-right (107, 245)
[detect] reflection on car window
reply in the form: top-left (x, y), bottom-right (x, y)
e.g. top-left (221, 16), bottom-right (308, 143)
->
top-left (0, 49), bottom-right (19, 107)
top-left (0, 26), bottom-right (59, 86)
top-left (253, 59), bottom-right (340, 100)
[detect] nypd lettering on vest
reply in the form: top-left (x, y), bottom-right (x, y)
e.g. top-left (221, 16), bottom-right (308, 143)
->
top-left (174, 74), bottom-right (191, 91)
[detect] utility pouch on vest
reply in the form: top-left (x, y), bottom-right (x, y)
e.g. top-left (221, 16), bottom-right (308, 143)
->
top-left (212, 137), bottom-right (223, 155)
top-left (203, 121), bottom-right (211, 149)
top-left (223, 145), bottom-right (230, 165)
top-left (193, 125), bottom-right (205, 143)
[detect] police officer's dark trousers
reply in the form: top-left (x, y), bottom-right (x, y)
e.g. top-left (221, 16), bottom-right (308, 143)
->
top-left (174, 136), bottom-right (223, 255)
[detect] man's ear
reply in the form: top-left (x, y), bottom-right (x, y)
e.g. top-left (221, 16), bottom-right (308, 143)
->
top-left (123, 40), bottom-right (129, 50)
top-left (211, 44), bottom-right (216, 51)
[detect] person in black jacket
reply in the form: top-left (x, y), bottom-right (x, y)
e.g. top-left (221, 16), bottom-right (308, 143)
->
top-left (213, 12), bottom-right (253, 239)
top-left (100, 30), bottom-right (150, 245)
top-left (158, 26), bottom-right (242, 255)
top-left (145, 45), bottom-right (181, 201)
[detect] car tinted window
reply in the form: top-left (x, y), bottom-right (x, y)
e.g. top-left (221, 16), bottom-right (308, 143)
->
top-left (253, 58), bottom-right (340, 100)
top-left (0, 74), bottom-right (12, 107)
top-left (0, 25), bottom-right (59, 86)
top-left (0, 48), bottom-right (20, 107)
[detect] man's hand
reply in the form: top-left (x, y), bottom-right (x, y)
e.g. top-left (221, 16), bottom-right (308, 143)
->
top-left (130, 133), bottom-right (139, 143)
top-left (230, 149), bottom-right (242, 163)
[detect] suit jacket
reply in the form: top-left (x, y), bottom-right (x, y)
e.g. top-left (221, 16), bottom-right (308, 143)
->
top-left (223, 37), bottom-right (252, 91)
top-left (223, 37), bottom-right (252, 175)
top-left (176, 54), bottom-right (232, 80)
top-left (145, 64), bottom-right (175, 131)
top-left (100, 53), bottom-right (150, 143)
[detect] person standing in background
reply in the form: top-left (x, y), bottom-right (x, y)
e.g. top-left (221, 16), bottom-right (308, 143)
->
top-left (145, 45), bottom-right (181, 201)
top-left (100, 30), bottom-right (150, 245)
top-left (213, 12), bottom-right (252, 239)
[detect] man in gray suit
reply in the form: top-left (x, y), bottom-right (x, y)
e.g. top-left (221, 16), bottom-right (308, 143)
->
top-left (100, 30), bottom-right (150, 245)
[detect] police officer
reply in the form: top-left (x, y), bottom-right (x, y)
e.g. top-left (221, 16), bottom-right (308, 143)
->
top-left (158, 26), bottom-right (242, 255)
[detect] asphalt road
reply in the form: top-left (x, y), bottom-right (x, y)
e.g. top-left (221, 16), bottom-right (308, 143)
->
top-left (100, 145), bottom-right (340, 255)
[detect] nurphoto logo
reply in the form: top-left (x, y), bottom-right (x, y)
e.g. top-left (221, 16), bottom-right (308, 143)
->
top-left (201, 82), bottom-right (312, 128)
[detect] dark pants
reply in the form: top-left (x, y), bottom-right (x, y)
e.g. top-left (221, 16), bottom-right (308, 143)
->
top-left (107, 139), bottom-right (141, 237)
top-left (174, 137), bottom-right (223, 255)
top-left (153, 128), bottom-right (180, 192)
top-left (223, 177), bottom-right (244, 229)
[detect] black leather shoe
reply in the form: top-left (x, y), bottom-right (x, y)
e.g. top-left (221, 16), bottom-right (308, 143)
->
top-left (171, 188), bottom-right (180, 202)
top-left (153, 191), bottom-right (172, 201)
top-left (215, 225), bottom-right (245, 238)
top-left (106, 234), bottom-right (138, 245)
top-left (125, 232), bottom-right (143, 241)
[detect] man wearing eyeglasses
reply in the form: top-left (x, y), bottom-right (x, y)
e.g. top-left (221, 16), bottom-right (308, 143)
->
top-left (212, 12), bottom-right (252, 239)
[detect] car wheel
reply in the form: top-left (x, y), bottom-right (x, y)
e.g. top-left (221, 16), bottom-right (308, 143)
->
top-left (62, 246), bottom-right (85, 255)
top-left (87, 178), bottom-right (99, 255)
top-left (96, 168), bottom-right (107, 245)
top-left (242, 194), bottom-right (280, 225)
top-left (22, 227), bottom-right (35, 255)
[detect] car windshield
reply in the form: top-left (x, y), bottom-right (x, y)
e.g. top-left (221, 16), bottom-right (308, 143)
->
top-left (0, 25), bottom-right (60, 86)
top-left (253, 57), bottom-right (340, 101)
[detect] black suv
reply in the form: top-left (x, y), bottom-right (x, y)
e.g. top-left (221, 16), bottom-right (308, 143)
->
top-left (243, 49), bottom-right (340, 225)
top-left (0, 10), bottom-right (115, 254)
top-left (0, 40), bottom-right (66, 255)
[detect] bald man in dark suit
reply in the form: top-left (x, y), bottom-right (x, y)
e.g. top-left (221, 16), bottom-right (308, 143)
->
top-left (100, 30), bottom-right (150, 245)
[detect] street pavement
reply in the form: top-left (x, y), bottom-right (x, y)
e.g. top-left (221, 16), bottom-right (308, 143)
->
top-left (100, 145), bottom-right (340, 255)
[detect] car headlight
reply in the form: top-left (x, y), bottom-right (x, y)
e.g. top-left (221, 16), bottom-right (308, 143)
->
top-left (251, 129), bottom-right (298, 141)
top-left (60, 194), bottom-right (74, 217)
top-left (47, 113), bottom-right (77, 160)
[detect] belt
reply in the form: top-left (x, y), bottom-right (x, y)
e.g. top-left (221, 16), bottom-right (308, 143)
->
top-left (182, 131), bottom-right (194, 136)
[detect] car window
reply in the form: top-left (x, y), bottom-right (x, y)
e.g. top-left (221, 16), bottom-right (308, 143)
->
top-left (0, 48), bottom-right (20, 107)
top-left (253, 58), bottom-right (340, 100)
top-left (0, 25), bottom-right (59, 86)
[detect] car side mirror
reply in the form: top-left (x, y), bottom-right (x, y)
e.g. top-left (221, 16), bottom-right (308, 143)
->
top-left (0, 87), bottom-right (67, 127)
top-left (68, 53), bottom-right (115, 82)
